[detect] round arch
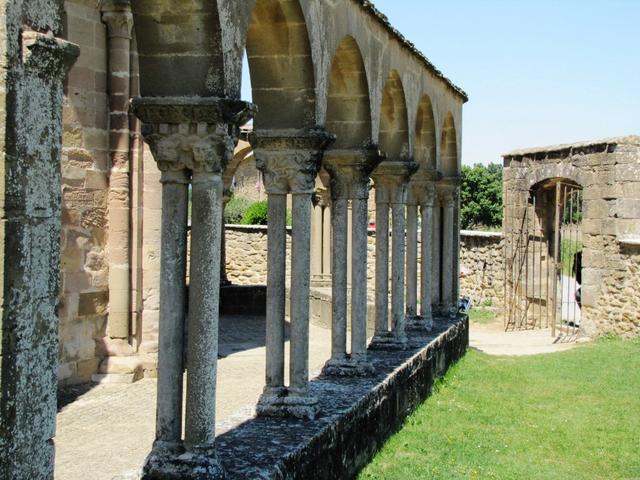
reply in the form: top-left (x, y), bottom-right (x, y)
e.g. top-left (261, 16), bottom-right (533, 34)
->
top-left (245, 0), bottom-right (316, 129)
top-left (414, 95), bottom-right (437, 170)
top-left (379, 70), bottom-right (409, 160)
top-left (326, 36), bottom-right (372, 149)
top-left (440, 112), bottom-right (458, 176)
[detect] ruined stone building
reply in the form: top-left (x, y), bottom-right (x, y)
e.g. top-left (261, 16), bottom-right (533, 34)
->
top-left (0, 1), bottom-right (468, 478)
top-left (503, 137), bottom-right (640, 337)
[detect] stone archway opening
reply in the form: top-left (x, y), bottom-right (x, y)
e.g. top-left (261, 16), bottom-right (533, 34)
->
top-left (504, 177), bottom-right (583, 338)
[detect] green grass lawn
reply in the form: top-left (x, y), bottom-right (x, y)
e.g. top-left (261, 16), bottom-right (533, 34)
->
top-left (359, 338), bottom-right (640, 480)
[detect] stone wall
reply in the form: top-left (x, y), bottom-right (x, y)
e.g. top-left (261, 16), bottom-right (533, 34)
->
top-left (225, 225), bottom-right (501, 306)
top-left (58, 0), bottom-right (110, 385)
top-left (459, 231), bottom-right (504, 307)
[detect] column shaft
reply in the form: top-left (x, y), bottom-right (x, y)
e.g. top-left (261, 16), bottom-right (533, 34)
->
top-left (442, 201), bottom-right (455, 312)
top-left (156, 170), bottom-right (189, 445)
top-left (289, 193), bottom-right (313, 393)
top-left (322, 205), bottom-right (332, 279)
top-left (330, 198), bottom-right (348, 361)
top-left (265, 194), bottom-right (287, 391)
top-left (351, 198), bottom-right (369, 359)
top-left (185, 172), bottom-right (223, 451)
top-left (374, 202), bottom-right (390, 335)
top-left (420, 204), bottom-right (434, 322)
top-left (432, 205), bottom-right (442, 310)
top-left (311, 203), bottom-right (323, 282)
top-left (405, 204), bottom-right (419, 318)
top-left (391, 203), bottom-right (407, 342)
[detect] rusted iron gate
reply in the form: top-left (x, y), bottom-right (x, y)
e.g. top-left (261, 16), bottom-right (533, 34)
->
top-left (504, 181), bottom-right (583, 337)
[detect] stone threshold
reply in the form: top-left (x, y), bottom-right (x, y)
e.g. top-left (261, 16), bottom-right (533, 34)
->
top-left (213, 316), bottom-right (468, 480)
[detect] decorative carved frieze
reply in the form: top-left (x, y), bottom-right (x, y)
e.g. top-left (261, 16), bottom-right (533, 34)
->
top-left (251, 129), bottom-right (335, 195)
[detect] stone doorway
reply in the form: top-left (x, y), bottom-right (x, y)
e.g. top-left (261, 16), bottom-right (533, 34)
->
top-left (504, 179), bottom-right (583, 338)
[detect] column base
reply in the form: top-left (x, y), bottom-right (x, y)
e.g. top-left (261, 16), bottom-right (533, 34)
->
top-left (369, 331), bottom-right (409, 350)
top-left (143, 441), bottom-right (225, 480)
top-left (322, 356), bottom-right (375, 377)
top-left (407, 315), bottom-right (434, 332)
top-left (256, 387), bottom-right (320, 420)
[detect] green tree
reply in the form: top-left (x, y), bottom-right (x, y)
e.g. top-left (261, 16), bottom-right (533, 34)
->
top-left (460, 163), bottom-right (503, 230)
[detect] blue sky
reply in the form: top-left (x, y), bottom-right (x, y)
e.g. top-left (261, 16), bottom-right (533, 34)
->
top-left (242, 1), bottom-right (640, 165)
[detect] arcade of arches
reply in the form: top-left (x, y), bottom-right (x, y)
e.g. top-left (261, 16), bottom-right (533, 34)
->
top-left (0, 1), bottom-right (469, 478)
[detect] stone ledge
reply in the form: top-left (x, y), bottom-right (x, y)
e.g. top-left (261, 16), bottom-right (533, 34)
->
top-left (460, 229), bottom-right (503, 239)
top-left (212, 317), bottom-right (468, 480)
top-left (618, 235), bottom-right (640, 247)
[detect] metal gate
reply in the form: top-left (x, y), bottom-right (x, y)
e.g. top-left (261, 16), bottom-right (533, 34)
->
top-left (504, 181), bottom-right (583, 337)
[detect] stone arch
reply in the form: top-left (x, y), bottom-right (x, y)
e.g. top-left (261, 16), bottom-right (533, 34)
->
top-left (326, 35), bottom-right (371, 149)
top-left (414, 95), bottom-right (437, 170)
top-left (245, 0), bottom-right (316, 129)
top-left (526, 163), bottom-right (584, 190)
top-left (440, 112), bottom-right (458, 176)
top-left (379, 70), bottom-right (409, 160)
top-left (131, 2), bottom-right (224, 96)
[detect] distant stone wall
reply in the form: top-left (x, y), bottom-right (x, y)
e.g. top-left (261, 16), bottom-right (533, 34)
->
top-left (225, 225), bottom-right (291, 285)
top-left (459, 231), bottom-right (504, 308)
top-left (225, 225), bottom-right (502, 307)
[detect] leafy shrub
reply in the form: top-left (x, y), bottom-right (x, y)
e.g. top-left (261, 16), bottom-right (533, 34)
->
top-left (242, 200), bottom-right (268, 225)
top-left (224, 196), bottom-right (252, 224)
top-left (461, 163), bottom-right (503, 230)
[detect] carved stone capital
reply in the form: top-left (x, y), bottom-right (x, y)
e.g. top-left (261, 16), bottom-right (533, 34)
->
top-left (437, 185), bottom-right (459, 207)
top-left (323, 146), bottom-right (384, 200)
top-left (132, 97), bottom-right (256, 174)
top-left (251, 129), bottom-right (335, 195)
top-left (408, 179), bottom-right (437, 207)
top-left (313, 187), bottom-right (331, 208)
top-left (101, 1), bottom-right (134, 39)
top-left (22, 31), bottom-right (79, 79)
top-left (371, 160), bottom-right (418, 205)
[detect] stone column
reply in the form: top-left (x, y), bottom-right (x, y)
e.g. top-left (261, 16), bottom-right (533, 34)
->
top-left (322, 148), bottom-right (381, 376)
top-left (419, 183), bottom-right (437, 329)
top-left (407, 174), bottom-right (436, 330)
top-left (0, 27), bottom-right (78, 479)
top-left (320, 189), bottom-right (333, 285)
top-left (253, 129), bottom-right (334, 419)
top-left (133, 97), bottom-right (255, 479)
top-left (405, 184), bottom-right (420, 322)
top-left (100, 1), bottom-right (136, 359)
top-left (370, 161), bottom-right (417, 349)
top-left (310, 191), bottom-right (324, 285)
top-left (432, 198), bottom-right (442, 314)
top-left (220, 179), bottom-right (234, 286)
top-left (440, 186), bottom-right (457, 317)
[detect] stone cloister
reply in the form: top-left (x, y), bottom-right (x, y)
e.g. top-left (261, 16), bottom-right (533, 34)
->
top-left (0, 1), bottom-right (468, 479)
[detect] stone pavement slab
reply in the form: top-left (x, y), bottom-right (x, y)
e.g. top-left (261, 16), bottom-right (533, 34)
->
top-left (55, 315), bottom-right (332, 480)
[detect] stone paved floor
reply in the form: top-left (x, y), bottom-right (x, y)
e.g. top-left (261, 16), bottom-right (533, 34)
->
top-left (54, 315), bottom-right (332, 480)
